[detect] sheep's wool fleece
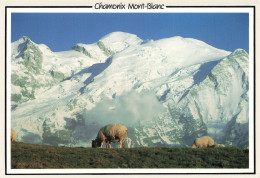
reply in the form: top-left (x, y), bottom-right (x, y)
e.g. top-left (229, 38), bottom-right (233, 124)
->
top-left (194, 136), bottom-right (214, 147)
top-left (11, 129), bottom-right (16, 142)
top-left (98, 123), bottom-right (127, 139)
top-left (215, 144), bottom-right (225, 148)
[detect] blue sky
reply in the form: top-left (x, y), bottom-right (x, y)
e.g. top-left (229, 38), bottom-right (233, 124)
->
top-left (11, 13), bottom-right (249, 52)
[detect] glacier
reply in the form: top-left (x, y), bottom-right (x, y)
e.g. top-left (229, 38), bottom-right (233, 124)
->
top-left (10, 32), bottom-right (249, 148)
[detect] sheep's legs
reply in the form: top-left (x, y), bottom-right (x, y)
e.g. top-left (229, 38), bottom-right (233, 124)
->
top-left (105, 140), bottom-right (111, 149)
top-left (120, 139), bottom-right (125, 148)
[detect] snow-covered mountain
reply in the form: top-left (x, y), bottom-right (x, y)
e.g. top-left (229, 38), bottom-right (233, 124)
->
top-left (10, 32), bottom-right (249, 148)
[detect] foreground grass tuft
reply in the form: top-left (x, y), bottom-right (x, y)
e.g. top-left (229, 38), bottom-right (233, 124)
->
top-left (11, 142), bottom-right (248, 169)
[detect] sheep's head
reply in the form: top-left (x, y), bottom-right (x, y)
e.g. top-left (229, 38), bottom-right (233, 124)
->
top-left (92, 139), bottom-right (101, 148)
top-left (191, 144), bottom-right (197, 148)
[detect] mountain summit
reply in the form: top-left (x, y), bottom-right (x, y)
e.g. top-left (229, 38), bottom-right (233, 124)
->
top-left (11, 32), bottom-right (249, 148)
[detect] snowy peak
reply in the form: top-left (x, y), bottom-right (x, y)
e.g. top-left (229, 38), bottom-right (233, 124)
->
top-left (227, 49), bottom-right (249, 62)
top-left (226, 49), bottom-right (248, 61)
top-left (12, 36), bottom-right (43, 58)
top-left (152, 36), bottom-right (231, 67)
top-left (11, 36), bottom-right (44, 74)
top-left (233, 48), bottom-right (248, 54)
top-left (72, 32), bottom-right (143, 62)
top-left (17, 35), bottom-right (32, 44)
top-left (221, 49), bottom-right (249, 76)
top-left (11, 36), bottom-right (32, 58)
top-left (19, 36), bottom-right (31, 44)
top-left (99, 31), bottom-right (143, 46)
top-left (98, 31), bottom-right (143, 54)
top-left (12, 36), bottom-right (36, 49)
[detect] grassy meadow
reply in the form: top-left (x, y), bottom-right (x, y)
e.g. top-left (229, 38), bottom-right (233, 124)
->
top-left (11, 142), bottom-right (249, 169)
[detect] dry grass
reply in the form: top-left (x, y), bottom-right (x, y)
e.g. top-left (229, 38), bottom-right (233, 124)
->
top-left (11, 142), bottom-right (249, 169)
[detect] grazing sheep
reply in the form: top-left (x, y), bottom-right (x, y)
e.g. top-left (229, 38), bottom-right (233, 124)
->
top-left (92, 123), bottom-right (127, 148)
top-left (11, 129), bottom-right (16, 142)
top-left (214, 144), bottom-right (225, 148)
top-left (191, 136), bottom-right (214, 148)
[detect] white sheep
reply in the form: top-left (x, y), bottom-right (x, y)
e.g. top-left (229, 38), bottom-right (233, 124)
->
top-left (213, 144), bottom-right (225, 148)
top-left (92, 123), bottom-right (127, 148)
top-left (191, 136), bottom-right (214, 148)
top-left (11, 129), bottom-right (16, 142)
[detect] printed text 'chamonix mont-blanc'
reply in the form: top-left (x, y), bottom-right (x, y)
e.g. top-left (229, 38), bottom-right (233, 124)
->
top-left (94, 3), bottom-right (165, 9)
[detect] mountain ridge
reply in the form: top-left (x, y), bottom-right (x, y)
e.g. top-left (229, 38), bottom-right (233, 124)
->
top-left (11, 32), bottom-right (249, 148)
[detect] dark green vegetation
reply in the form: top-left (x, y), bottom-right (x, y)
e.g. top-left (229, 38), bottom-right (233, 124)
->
top-left (11, 142), bottom-right (248, 169)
